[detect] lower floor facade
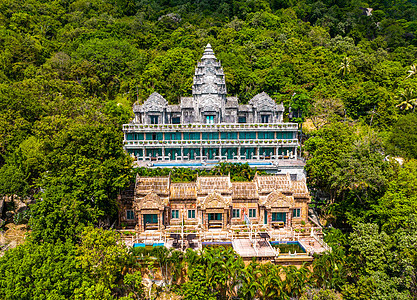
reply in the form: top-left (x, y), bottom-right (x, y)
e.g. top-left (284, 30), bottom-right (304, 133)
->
top-left (126, 146), bottom-right (297, 161)
top-left (118, 174), bottom-right (311, 233)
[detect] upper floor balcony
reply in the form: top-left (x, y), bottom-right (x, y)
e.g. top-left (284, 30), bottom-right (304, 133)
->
top-left (123, 139), bottom-right (299, 148)
top-left (123, 122), bottom-right (299, 132)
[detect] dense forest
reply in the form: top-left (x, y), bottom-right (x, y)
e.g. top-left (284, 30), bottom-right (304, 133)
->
top-left (0, 0), bottom-right (417, 299)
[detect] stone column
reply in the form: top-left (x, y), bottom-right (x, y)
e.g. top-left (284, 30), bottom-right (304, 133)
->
top-left (138, 212), bottom-right (143, 232)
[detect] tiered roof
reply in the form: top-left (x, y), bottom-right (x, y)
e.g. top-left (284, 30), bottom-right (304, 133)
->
top-left (170, 182), bottom-right (197, 200)
top-left (255, 174), bottom-right (292, 194)
top-left (231, 182), bottom-right (258, 200)
top-left (196, 176), bottom-right (232, 195)
top-left (135, 176), bottom-right (170, 196)
top-left (133, 174), bottom-right (309, 209)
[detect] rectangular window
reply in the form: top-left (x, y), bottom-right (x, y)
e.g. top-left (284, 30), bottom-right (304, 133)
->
top-left (232, 209), bottom-right (240, 218)
top-left (202, 132), bottom-right (219, 140)
top-left (188, 209), bottom-right (196, 219)
top-left (221, 132), bottom-right (237, 139)
top-left (277, 132), bottom-right (294, 139)
top-left (272, 212), bottom-right (286, 223)
top-left (238, 116), bottom-right (247, 123)
top-left (184, 132), bottom-right (200, 140)
top-left (206, 115), bottom-right (215, 124)
top-left (126, 210), bottom-right (134, 220)
top-left (239, 132), bottom-right (256, 139)
top-left (171, 209), bottom-right (179, 219)
top-left (150, 115), bottom-right (159, 124)
top-left (249, 208), bottom-right (256, 218)
top-left (258, 132), bottom-right (275, 139)
top-left (261, 115), bottom-right (269, 123)
top-left (293, 208), bottom-right (301, 218)
top-left (164, 132), bottom-right (181, 140)
top-left (146, 133), bottom-right (163, 140)
top-left (172, 117), bottom-right (180, 124)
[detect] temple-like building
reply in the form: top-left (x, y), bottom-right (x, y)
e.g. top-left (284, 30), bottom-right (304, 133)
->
top-left (119, 173), bottom-right (311, 232)
top-left (123, 44), bottom-right (303, 177)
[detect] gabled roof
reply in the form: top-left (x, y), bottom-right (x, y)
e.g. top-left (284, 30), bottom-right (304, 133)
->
top-left (261, 190), bottom-right (295, 209)
top-left (196, 176), bottom-right (231, 194)
top-left (170, 182), bottom-right (197, 200)
top-left (167, 105), bottom-right (181, 112)
top-left (180, 97), bottom-right (194, 108)
top-left (255, 173), bottom-right (292, 194)
top-left (134, 192), bottom-right (165, 210)
top-left (225, 97), bottom-right (238, 108)
top-left (232, 182), bottom-right (259, 200)
top-left (237, 104), bottom-right (253, 112)
top-left (198, 191), bottom-right (230, 209)
top-left (142, 92), bottom-right (168, 111)
top-left (135, 176), bottom-right (170, 196)
top-left (249, 92), bottom-right (283, 112)
top-left (292, 180), bottom-right (311, 200)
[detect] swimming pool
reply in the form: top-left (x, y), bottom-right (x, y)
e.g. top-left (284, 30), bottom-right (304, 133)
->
top-left (133, 242), bottom-right (165, 248)
top-left (153, 162), bottom-right (203, 167)
top-left (202, 242), bottom-right (233, 249)
top-left (270, 241), bottom-right (306, 254)
top-left (152, 161), bottom-right (273, 167)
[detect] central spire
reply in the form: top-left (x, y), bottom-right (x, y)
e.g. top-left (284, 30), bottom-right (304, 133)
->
top-left (201, 43), bottom-right (216, 60)
top-left (192, 43), bottom-right (227, 97)
top-left (192, 43), bottom-right (227, 123)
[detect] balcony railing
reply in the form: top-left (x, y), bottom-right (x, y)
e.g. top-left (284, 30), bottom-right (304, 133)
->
top-left (123, 123), bottom-right (298, 132)
top-left (124, 139), bottom-right (299, 148)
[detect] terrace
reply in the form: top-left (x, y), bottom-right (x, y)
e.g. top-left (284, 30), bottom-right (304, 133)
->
top-left (120, 224), bottom-right (329, 263)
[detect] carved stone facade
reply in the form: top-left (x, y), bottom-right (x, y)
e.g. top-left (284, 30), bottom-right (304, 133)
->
top-left (118, 174), bottom-right (311, 232)
top-left (123, 44), bottom-right (300, 164)
top-left (132, 44), bottom-right (284, 125)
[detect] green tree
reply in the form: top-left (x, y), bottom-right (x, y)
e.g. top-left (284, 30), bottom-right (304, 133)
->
top-left (0, 241), bottom-right (83, 300)
top-left (388, 113), bottom-right (417, 159)
top-left (304, 122), bottom-right (354, 203)
top-left (374, 160), bottom-right (417, 232)
top-left (396, 88), bottom-right (417, 112)
top-left (338, 57), bottom-right (351, 78)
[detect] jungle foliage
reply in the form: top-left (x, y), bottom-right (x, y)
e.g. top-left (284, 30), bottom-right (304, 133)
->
top-left (1, 0), bottom-right (417, 299)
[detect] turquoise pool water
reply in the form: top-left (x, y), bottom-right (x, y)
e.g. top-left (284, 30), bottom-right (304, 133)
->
top-left (202, 242), bottom-right (233, 249)
top-left (153, 162), bottom-right (273, 167)
top-left (270, 241), bottom-right (306, 254)
top-left (133, 243), bottom-right (164, 248)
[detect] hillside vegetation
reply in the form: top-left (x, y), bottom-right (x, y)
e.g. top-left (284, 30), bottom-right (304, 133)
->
top-left (0, 0), bottom-right (417, 299)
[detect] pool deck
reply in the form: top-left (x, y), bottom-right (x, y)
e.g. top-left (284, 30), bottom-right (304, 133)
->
top-left (134, 158), bottom-right (305, 170)
top-left (120, 226), bottom-right (329, 264)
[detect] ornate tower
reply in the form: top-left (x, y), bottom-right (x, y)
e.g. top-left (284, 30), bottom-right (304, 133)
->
top-left (192, 44), bottom-right (227, 123)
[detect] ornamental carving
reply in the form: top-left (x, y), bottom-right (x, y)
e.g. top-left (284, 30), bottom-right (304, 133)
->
top-left (261, 190), bottom-right (295, 209)
top-left (249, 92), bottom-right (278, 112)
top-left (198, 192), bottom-right (230, 210)
top-left (199, 95), bottom-right (221, 112)
top-left (134, 192), bottom-right (164, 211)
top-left (143, 92), bottom-right (168, 112)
